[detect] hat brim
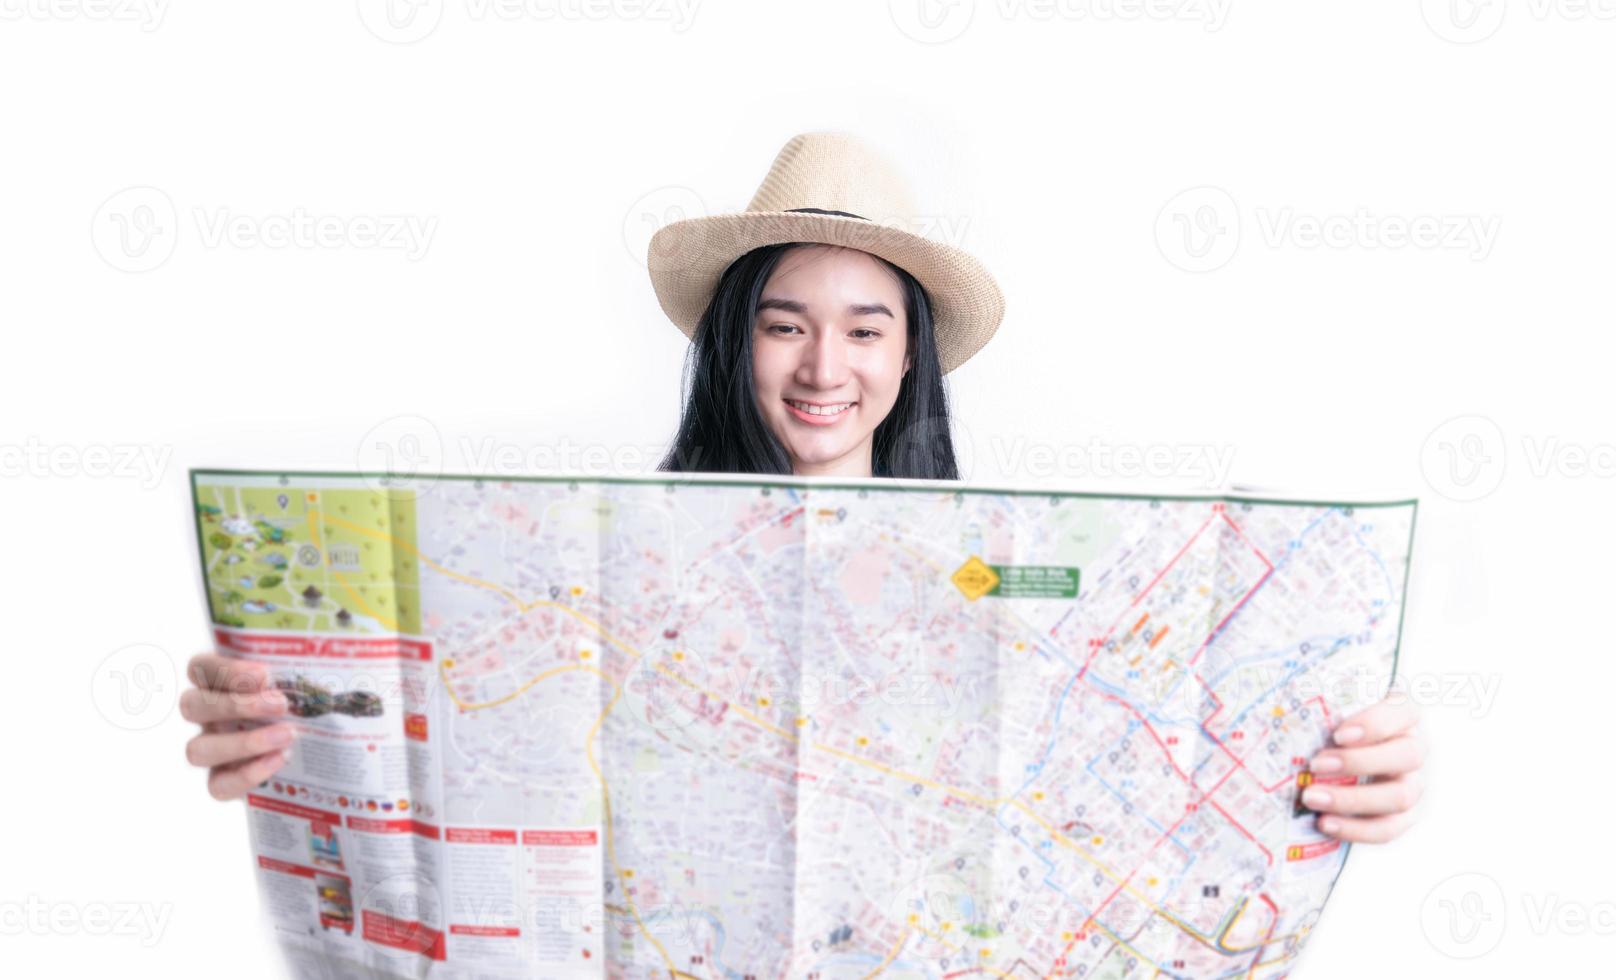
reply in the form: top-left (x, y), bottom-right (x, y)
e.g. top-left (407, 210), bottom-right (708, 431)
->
top-left (647, 210), bottom-right (1005, 375)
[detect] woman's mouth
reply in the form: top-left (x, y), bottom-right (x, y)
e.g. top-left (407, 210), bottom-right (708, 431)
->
top-left (784, 398), bottom-right (856, 425)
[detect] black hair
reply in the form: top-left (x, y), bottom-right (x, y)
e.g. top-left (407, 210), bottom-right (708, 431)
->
top-left (657, 242), bottom-right (960, 479)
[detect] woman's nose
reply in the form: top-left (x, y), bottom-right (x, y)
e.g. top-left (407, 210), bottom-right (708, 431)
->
top-left (798, 331), bottom-right (849, 387)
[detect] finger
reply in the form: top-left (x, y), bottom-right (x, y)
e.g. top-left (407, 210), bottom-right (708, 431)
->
top-left (1329, 692), bottom-right (1421, 747)
top-left (207, 749), bottom-right (293, 802)
top-left (1311, 733), bottom-right (1426, 778)
top-left (186, 652), bottom-right (272, 695)
top-left (1301, 773), bottom-right (1423, 817)
top-left (180, 684), bottom-right (289, 725)
top-left (1316, 807), bottom-right (1416, 844)
top-left (185, 722), bottom-right (297, 770)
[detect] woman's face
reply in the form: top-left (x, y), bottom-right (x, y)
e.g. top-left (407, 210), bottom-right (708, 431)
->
top-left (751, 245), bottom-right (911, 478)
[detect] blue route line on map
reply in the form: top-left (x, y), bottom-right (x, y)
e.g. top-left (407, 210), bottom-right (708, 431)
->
top-left (1082, 724), bottom-right (1193, 859)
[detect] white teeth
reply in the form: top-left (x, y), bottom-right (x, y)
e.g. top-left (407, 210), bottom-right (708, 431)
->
top-left (787, 400), bottom-right (853, 416)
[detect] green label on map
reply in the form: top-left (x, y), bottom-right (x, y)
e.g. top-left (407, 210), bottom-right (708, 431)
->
top-left (987, 564), bottom-right (1081, 599)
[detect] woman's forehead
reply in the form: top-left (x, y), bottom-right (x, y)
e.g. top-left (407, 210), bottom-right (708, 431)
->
top-left (762, 244), bottom-right (905, 305)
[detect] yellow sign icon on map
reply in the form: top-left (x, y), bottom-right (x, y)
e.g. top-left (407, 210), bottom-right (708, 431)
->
top-left (951, 556), bottom-right (1000, 600)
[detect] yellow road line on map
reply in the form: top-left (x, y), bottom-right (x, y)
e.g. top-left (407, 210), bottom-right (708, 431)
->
top-left (651, 661), bottom-right (800, 742)
top-left (438, 660), bottom-right (594, 712)
top-left (580, 676), bottom-right (685, 976)
top-left (860, 927), bottom-right (910, 978)
top-left (316, 511), bottom-right (644, 663)
top-left (1219, 896), bottom-right (1297, 962)
top-left (446, 656), bottom-right (685, 976)
top-left (1220, 896), bottom-right (1254, 953)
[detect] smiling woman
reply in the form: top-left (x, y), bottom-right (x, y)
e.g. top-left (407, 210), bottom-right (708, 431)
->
top-left (176, 130), bottom-right (1427, 850)
top-left (647, 131), bottom-right (1009, 479)
top-left (657, 240), bottom-right (957, 478)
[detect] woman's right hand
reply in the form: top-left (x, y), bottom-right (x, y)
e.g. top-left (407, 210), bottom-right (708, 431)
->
top-left (181, 653), bottom-right (298, 800)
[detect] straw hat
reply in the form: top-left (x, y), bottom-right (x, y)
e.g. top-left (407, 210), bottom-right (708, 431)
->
top-left (646, 131), bottom-right (1006, 375)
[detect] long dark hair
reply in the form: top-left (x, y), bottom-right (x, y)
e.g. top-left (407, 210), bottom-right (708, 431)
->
top-left (657, 242), bottom-right (960, 479)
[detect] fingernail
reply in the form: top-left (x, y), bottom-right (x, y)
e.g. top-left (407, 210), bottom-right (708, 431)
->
top-left (1319, 817), bottom-right (1340, 834)
top-left (1311, 755), bottom-right (1343, 772)
top-left (1333, 725), bottom-right (1364, 745)
top-left (262, 691), bottom-right (289, 714)
top-left (1302, 787), bottom-right (1332, 808)
top-left (267, 725), bottom-right (296, 747)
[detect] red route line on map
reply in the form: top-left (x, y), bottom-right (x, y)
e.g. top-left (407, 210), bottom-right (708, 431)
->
top-left (1187, 512), bottom-right (1277, 667)
top-left (1039, 505), bottom-right (1284, 979)
top-left (1047, 738), bottom-right (1254, 977)
top-left (1073, 509), bottom-right (1217, 682)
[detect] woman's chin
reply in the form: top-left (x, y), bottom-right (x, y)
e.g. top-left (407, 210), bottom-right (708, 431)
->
top-left (784, 435), bottom-right (862, 470)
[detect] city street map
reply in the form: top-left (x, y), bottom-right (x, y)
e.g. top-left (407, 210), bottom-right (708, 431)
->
top-left (189, 469), bottom-right (1417, 980)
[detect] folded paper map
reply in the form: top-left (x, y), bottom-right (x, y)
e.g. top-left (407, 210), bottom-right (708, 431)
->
top-left (189, 468), bottom-right (1417, 979)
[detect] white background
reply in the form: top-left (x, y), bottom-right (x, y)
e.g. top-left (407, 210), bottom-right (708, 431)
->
top-left (2, 1), bottom-right (1611, 976)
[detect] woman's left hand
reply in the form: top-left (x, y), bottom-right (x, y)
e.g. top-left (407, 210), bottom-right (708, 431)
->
top-left (1302, 691), bottom-right (1427, 843)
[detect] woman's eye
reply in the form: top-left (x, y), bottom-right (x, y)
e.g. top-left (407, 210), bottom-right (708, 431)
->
top-left (768, 323), bottom-right (800, 335)
top-left (851, 328), bottom-right (879, 339)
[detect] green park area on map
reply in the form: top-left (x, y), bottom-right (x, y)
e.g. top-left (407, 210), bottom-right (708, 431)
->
top-left (193, 483), bottom-right (420, 635)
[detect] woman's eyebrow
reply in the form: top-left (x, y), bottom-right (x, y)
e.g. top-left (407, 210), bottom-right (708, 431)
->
top-left (756, 297), bottom-right (895, 318)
